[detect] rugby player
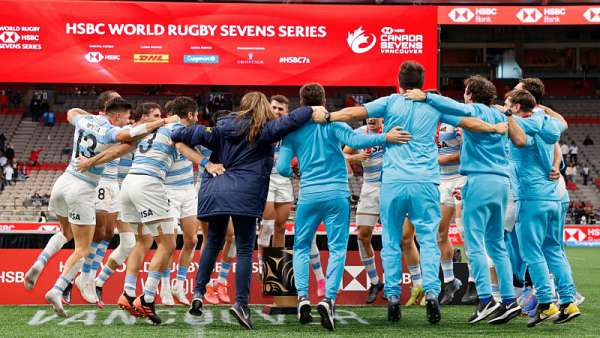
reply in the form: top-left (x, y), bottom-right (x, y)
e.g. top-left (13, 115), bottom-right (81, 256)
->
top-left (277, 83), bottom-right (410, 330)
top-left (343, 118), bottom-right (385, 304)
top-left (38, 98), bottom-right (175, 317)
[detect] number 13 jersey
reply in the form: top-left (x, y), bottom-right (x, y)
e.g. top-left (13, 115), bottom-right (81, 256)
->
top-left (66, 115), bottom-right (120, 187)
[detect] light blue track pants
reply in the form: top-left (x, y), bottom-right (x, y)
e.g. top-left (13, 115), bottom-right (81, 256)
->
top-left (516, 199), bottom-right (576, 304)
top-left (462, 174), bottom-right (514, 301)
top-left (293, 196), bottom-right (350, 300)
top-left (380, 182), bottom-right (441, 298)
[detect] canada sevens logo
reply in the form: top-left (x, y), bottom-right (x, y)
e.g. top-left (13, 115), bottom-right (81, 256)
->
top-left (347, 27), bottom-right (377, 54)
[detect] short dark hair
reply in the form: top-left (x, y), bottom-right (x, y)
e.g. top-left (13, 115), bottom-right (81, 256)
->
top-left (464, 75), bottom-right (497, 106)
top-left (96, 90), bottom-right (120, 112)
top-left (505, 89), bottom-right (536, 112)
top-left (164, 100), bottom-right (174, 114)
top-left (398, 61), bottom-right (424, 90)
top-left (519, 78), bottom-right (545, 102)
top-left (104, 97), bottom-right (132, 114)
top-left (299, 83), bottom-right (325, 106)
top-left (132, 102), bottom-right (161, 122)
top-left (270, 95), bottom-right (289, 105)
top-left (170, 96), bottom-right (198, 118)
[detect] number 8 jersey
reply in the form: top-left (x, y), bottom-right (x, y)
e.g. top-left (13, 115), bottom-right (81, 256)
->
top-left (66, 115), bottom-right (120, 187)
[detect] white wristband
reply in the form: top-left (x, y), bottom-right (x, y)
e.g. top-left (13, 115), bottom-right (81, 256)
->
top-left (129, 123), bottom-right (149, 137)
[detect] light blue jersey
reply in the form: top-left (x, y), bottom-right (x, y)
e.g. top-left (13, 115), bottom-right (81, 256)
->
top-left (364, 94), bottom-right (465, 184)
top-left (276, 121), bottom-right (386, 200)
top-left (437, 123), bottom-right (461, 178)
top-left (66, 115), bottom-right (119, 187)
top-left (425, 94), bottom-right (509, 178)
top-left (510, 112), bottom-right (565, 201)
top-left (129, 123), bottom-right (182, 181)
top-left (165, 154), bottom-right (194, 188)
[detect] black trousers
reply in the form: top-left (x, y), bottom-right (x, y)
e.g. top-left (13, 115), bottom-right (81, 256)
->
top-left (194, 214), bottom-right (257, 306)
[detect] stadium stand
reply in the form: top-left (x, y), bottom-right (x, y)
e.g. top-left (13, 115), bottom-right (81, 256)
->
top-left (1, 96), bottom-right (600, 223)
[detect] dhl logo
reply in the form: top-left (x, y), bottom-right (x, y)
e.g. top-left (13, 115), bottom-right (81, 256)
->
top-left (133, 54), bottom-right (169, 63)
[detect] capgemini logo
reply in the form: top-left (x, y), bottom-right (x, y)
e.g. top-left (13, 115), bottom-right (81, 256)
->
top-left (347, 27), bottom-right (377, 54)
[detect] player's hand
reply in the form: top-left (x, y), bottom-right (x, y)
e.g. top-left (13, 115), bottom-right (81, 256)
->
top-left (352, 152), bottom-right (369, 162)
top-left (493, 104), bottom-right (507, 113)
top-left (549, 166), bottom-right (561, 181)
top-left (164, 115), bottom-right (181, 124)
top-left (205, 162), bottom-right (226, 177)
top-left (494, 122), bottom-right (508, 134)
top-left (74, 157), bottom-right (92, 172)
top-left (404, 89), bottom-right (426, 101)
top-left (311, 106), bottom-right (328, 124)
top-left (385, 127), bottom-right (412, 144)
top-left (452, 186), bottom-right (462, 201)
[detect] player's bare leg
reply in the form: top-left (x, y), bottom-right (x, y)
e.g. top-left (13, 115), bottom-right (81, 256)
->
top-left (172, 216), bottom-right (200, 305)
top-left (402, 219), bottom-right (424, 306)
top-left (357, 224), bottom-right (383, 304)
top-left (439, 204), bottom-right (462, 305)
top-left (25, 216), bottom-right (72, 290)
top-left (118, 224), bottom-right (151, 317)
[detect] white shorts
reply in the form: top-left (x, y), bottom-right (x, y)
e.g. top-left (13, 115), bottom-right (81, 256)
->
top-left (166, 186), bottom-right (198, 220)
top-left (439, 175), bottom-right (466, 206)
top-left (119, 174), bottom-right (173, 224)
top-left (49, 172), bottom-right (96, 225)
top-left (96, 179), bottom-right (120, 213)
top-left (267, 174), bottom-right (294, 203)
top-left (356, 183), bottom-right (380, 226)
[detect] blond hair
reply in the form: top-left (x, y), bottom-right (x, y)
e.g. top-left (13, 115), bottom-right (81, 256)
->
top-left (238, 92), bottom-right (276, 143)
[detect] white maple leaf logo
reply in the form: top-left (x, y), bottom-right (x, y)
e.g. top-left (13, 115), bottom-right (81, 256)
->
top-left (347, 27), bottom-right (377, 54)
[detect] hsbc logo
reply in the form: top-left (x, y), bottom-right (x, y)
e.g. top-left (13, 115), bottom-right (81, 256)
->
top-left (584, 8), bottom-right (600, 23)
top-left (565, 228), bottom-right (587, 242)
top-left (517, 8), bottom-right (543, 23)
top-left (0, 31), bottom-right (20, 44)
top-left (448, 8), bottom-right (475, 23)
top-left (342, 266), bottom-right (367, 291)
top-left (85, 51), bottom-right (103, 63)
top-left (85, 51), bottom-right (120, 63)
top-left (37, 225), bottom-right (60, 232)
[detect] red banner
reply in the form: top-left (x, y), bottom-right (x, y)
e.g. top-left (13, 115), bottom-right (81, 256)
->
top-left (0, 1), bottom-right (437, 87)
top-left (439, 6), bottom-right (600, 25)
top-left (1, 249), bottom-right (411, 305)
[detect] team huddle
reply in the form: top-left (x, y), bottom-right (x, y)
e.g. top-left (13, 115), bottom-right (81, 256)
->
top-left (22, 60), bottom-right (582, 331)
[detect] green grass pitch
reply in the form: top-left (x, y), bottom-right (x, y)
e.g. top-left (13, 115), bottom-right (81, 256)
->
top-left (2, 247), bottom-right (598, 337)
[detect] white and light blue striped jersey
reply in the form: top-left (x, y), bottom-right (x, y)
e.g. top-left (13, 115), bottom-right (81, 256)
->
top-left (65, 115), bottom-right (119, 187)
top-left (355, 125), bottom-right (383, 184)
top-left (165, 154), bottom-right (194, 189)
top-left (116, 126), bottom-right (134, 185)
top-left (101, 159), bottom-right (119, 182)
top-left (117, 152), bottom-right (134, 185)
top-left (128, 123), bottom-right (181, 181)
top-left (437, 123), bottom-right (461, 178)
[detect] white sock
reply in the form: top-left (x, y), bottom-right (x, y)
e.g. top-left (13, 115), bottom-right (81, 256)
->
top-left (34, 232), bottom-right (68, 270)
top-left (52, 259), bottom-right (82, 293)
top-left (95, 265), bottom-right (114, 288)
top-left (441, 259), bottom-right (454, 283)
top-left (161, 268), bottom-right (171, 290)
top-left (362, 255), bottom-right (380, 285)
top-left (310, 239), bottom-right (325, 281)
top-left (90, 240), bottom-right (109, 280)
top-left (143, 271), bottom-right (161, 302)
top-left (124, 274), bottom-right (137, 297)
top-left (408, 264), bottom-right (423, 287)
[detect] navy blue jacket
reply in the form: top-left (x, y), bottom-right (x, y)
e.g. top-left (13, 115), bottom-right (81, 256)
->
top-left (171, 106), bottom-right (313, 219)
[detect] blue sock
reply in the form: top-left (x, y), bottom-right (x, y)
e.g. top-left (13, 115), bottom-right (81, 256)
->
top-left (502, 297), bottom-right (516, 305)
top-left (480, 296), bottom-right (491, 305)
